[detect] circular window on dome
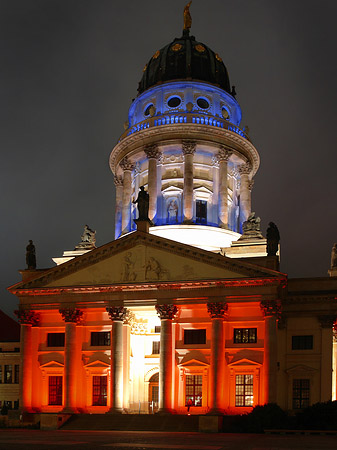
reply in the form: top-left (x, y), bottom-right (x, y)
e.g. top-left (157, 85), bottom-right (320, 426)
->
top-left (167, 96), bottom-right (181, 108)
top-left (197, 98), bottom-right (210, 109)
top-left (144, 103), bottom-right (154, 117)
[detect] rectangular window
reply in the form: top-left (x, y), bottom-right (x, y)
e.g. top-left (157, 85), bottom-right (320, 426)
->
top-left (235, 374), bottom-right (254, 407)
top-left (185, 375), bottom-right (202, 406)
top-left (48, 376), bottom-right (63, 405)
top-left (92, 376), bottom-right (107, 406)
top-left (293, 379), bottom-right (310, 409)
top-left (152, 341), bottom-right (160, 354)
top-left (196, 200), bottom-right (207, 224)
top-left (47, 333), bottom-right (65, 347)
top-left (4, 365), bottom-right (12, 384)
top-left (91, 331), bottom-right (111, 347)
top-left (0, 365), bottom-right (2, 383)
top-left (184, 329), bottom-right (206, 345)
top-left (292, 335), bottom-right (313, 350)
top-left (14, 365), bottom-right (19, 384)
top-left (154, 326), bottom-right (161, 333)
top-left (234, 328), bottom-right (257, 344)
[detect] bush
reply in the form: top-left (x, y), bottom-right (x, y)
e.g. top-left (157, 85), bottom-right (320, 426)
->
top-left (295, 401), bottom-right (337, 430)
top-left (245, 403), bottom-right (289, 433)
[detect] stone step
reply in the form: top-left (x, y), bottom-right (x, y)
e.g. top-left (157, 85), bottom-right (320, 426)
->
top-left (62, 414), bottom-right (199, 432)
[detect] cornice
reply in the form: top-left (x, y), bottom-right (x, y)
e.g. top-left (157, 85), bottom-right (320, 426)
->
top-left (109, 124), bottom-right (260, 177)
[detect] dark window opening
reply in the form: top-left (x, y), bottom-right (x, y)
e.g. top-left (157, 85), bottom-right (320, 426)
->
top-left (196, 200), bottom-right (207, 224)
top-left (185, 375), bottom-right (202, 406)
top-left (167, 96), bottom-right (181, 108)
top-left (48, 376), bottom-right (63, 405)
top-left (235, 374), bottom-right (253, 407)
top-left (292, 335), bottom-right (313, 350)
top-left (152, 341), bottom-right (160, 354)
top-left (47, 333), bottom-right (65, 347)
top-left (154, 326), bottom-right (161, 333)
top-left (144, 104), bottom-right (154, 116)
top-left (293, 379), bottom-right (310, 409)
top-left (14, 365), bottom-right (19, 384)
top-left (197, 98), bottom-right (209, 109)
top-left (92, 376), bottom-right (107, 406)
top-left (234, 328), bottom-right (257, 344)
top-left (184, 329), bottom-right (206, 345)
top-left (91, 332), bottom-right (111, 347)
top-left (4, 365), bottom-right (12, 384)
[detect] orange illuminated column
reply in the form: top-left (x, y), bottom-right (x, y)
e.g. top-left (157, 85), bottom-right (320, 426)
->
top-left (260, 300), bottom-right (280, 404)
top-left (15, 309), bottom-right (39, 413)
top-left (123, 310), bottom-right (134, 411)
top-left (106, 306), bottom-right (127, 413)
top-left (155, 304), bottom-right (178, 413)
top-left (207, 301), bottom-right (228, 414)
top-left (59, 308), bottom-right (83, 413)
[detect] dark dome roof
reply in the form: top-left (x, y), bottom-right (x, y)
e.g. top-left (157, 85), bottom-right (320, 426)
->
top-left (138, 31), bottom-right (231, 95)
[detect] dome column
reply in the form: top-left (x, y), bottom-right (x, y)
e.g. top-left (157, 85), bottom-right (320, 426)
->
top-left (120, 158), bottom-right (134, 235)
top-left (217, 148), bottom-right (232, 229)
top-left (238, 163), bottom-right (252, 226)
top-left (114, 176), bottom-right (123, 239)
top-left (144, 144), bottom-right (161, 222)
top-left (182, 141), bottom-right (196, 223)
top-left (155, 304), bottom-right (178, 414)
top-left (207, 301), bottom-right (228, 414)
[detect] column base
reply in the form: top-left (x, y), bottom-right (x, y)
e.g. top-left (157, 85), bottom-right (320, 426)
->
top-left (207, 408), bottom-right (225, 415)
top-left (182, 219), bottom-right (194, 225)
top-left (156, 408), bottom-right (176, 415)
top-left (106, 407), bottom-right (124, 414)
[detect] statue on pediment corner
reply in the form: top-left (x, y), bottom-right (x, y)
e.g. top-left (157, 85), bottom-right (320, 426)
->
top-left (238, 212), bottom-right (264, 241)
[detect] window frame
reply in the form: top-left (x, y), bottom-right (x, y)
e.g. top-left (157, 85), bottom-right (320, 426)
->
top-left (92, 375), bottom-right (108, 406)
top-left (291, 335), bottom-right (313, 350)
top-left (235, 374), bottom-right (254, 407)
top-left (48, 375), bottom-right (63, 406)
top-left (292, 378), bottom-right (310, 409)
top-left (184, 329), bottom-right (206, 345)
top-left (185, 374), bottom-right (203, 407)
top-left (233, 328), bottom-right (257, 344)
top-left (91, 331), bottom-right (111, 347)
top-left (47, 333), bottom-right (65, 348)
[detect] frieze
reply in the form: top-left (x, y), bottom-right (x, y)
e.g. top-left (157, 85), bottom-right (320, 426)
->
top-left (155, 304), bottom-right (178, 320)
top-left (109, 124), bottom-right (260, 177)
top-left (207, 302), bottom-right (228, 319)
top-left (106, 306), bottom-right (127, 322)
top-left (284, 296), bottom-right (336, 304)
top-left (59, 308), bottom-right (83, 324)
top-left (260, 300), bottom-right (281, 317)
top-left (15, 309), bottom-right (40, 326)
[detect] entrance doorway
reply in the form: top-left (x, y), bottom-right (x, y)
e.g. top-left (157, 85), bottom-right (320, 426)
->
top-left (148, 372), bottom-right (159, 414)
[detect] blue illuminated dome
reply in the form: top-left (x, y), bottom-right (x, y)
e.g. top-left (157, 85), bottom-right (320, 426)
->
top-left (138, 31), bottom-right (231, 95)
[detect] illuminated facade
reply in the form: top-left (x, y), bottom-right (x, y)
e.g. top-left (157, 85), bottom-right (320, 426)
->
top-left (9, 17), bottom-right (337, 418)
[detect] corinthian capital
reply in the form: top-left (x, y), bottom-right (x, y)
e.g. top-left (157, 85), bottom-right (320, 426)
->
top-left (260, 300), bottom-right (281, 317)
top-left (238, 162), bottom-right (252, 175)
top-left (59, 308), bottom-right (83, 324)
top-left (106, 306), bottom-right (127, 322)
top-left (155, 304), bottom-right (178, 320)
top-left (144, 143), bottom-right (161, 160)
top-left (15, 309), bottom-right (40, 326)
top-left (216, 147), bottom-right (233, 162)
top-left (207, 302), bottom-right (228, 319)
top-left (120, 157), bottom-right (134, 172)
top-left (182, 140), bottom-right (196, 155)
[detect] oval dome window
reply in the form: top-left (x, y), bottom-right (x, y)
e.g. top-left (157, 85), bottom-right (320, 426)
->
top-left (197, 98), bottom-right (209, 109)
top-left (167, 96), bottom-right (181, 108)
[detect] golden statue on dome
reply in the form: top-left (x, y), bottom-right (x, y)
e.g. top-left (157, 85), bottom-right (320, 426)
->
top-left (184, 1), bottom-right (192, 31)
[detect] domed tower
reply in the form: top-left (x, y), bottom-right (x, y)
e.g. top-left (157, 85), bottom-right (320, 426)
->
top-left (110, 9), bottom-right (260, 252)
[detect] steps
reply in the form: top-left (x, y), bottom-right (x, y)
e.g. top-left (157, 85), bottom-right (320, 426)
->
top-left (62, 414), bottom-right (199, 432)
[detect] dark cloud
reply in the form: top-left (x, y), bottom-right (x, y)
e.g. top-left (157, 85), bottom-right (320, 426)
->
top-left (1, 0), bottom-right (336, 316)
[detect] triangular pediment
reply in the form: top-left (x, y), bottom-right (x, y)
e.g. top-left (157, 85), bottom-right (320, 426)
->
top-left (9, 231), bottom-right (284, 291)
top-left (179, 358), bottom-right (209, 367)
top-left (228, 358), bottom-right (262, 367)
top-left (84, 359), bottom-right (110, 368)
top-left (285, 364), bottom-right (318, 375)
top-left (40, 360), bottom-right (64, 368)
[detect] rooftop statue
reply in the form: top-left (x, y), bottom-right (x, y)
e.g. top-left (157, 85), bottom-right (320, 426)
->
top-left (239, 212), bottom-right (264, 240)
top-left (266, 222), bottom-right (280, 256)
top-left (26, 240), bottom-right (36, 270)
top-left (184, 1), bottom-right (192, 32)
top-left (133, 186), bottom-right (149, 221)
top-left (75, 224), bottom-right (96, 250)
top-left (331, 243), bottom-right (337, 269)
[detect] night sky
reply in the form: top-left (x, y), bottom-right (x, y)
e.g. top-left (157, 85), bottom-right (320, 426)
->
top-left (1, 0), bottom-right (337, 317)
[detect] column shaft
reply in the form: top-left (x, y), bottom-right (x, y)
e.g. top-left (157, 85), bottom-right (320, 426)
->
top-left (209, 318), bottom-right (225, 413)
top-left (114, 177), bottom-right (123, 239)
top-left (240, 172), bottom-right (251, 224)
top-left (20, 324), bottom-right (33, 412)
top-left (110, 320), bottom-right (124, 412)
top-left (182, 142), bottom-right (196, 223)
top-left (218, 160), bottom-right (229, 228)
top-left (121, 169), bottom-right (132, 234)
top-left (263, 315), bottom-right (277, 404)
top-left (63, 322), bottom-right (77, 412)
top-left (148, 158), bottom-right (157, 221)
top-left (159, 319), bottom-right (174, 412)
